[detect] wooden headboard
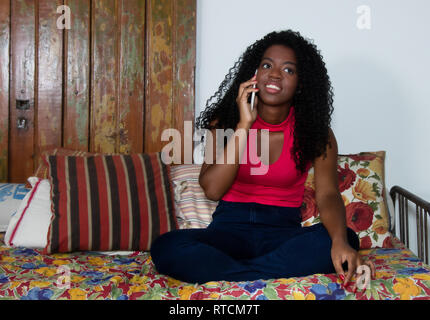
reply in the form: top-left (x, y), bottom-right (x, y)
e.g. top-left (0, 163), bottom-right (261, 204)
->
top-left (0, 0), bottom-right (196, 183)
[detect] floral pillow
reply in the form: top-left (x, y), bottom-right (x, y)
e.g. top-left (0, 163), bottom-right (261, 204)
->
top-left (301, 151), bottom-right (392, 249)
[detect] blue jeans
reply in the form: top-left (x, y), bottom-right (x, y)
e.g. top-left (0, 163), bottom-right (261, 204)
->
top-left (150, 200), bottom-right (359, 284)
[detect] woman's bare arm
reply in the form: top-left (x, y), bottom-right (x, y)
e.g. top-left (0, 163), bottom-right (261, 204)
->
top-left (314, 128), bottom-right (347, 244)
top-left (314, 128), bottom-right (376, 286)
top-left (199, 121), bottom-right (251, 201)
top-left (199, 76), bottom-right (259, 201)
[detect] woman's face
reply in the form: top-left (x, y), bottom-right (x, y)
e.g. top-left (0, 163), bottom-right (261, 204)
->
top-left (256, 44), bottom-right (299, 107)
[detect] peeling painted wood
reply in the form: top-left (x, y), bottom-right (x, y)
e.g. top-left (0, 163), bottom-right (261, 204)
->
top-left (145, 0), bottom-right (196, 162)
top-left (145, 0), bottom-right (174, 154)
top-left (36, 0), bottom-right (64, 167)
top-left (173, 0), bottom-right (196, 163)
top-left (3, 0), bottom-right (196, 181)
top-left (91, 0), bottom-right (119, 154)
top-left (0, 0), bottom-right (10, 182)
top-left (10, 0), bottom-right (36, 183)
top-left (63, 0), bottom-right (91, 151)
top-left (118, 0), bottom-right (145, 154)
top-left (174, 0), bottom-right (196, 121)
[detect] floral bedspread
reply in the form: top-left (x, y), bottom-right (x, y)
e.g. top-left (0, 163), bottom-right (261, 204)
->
top-left (0, 234), bottom-right (429, 300)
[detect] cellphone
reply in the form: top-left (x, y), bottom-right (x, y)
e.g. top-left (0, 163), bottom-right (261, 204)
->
top-left (250, 69), bottom-right (258, 111)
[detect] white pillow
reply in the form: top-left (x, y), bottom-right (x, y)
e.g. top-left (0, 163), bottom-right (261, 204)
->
top-left (5, 177), bottom-right (52, 248)
top-left (0, 183), bottom-right (30, 232)
top-left (4, 177), bottom-right (135, 256)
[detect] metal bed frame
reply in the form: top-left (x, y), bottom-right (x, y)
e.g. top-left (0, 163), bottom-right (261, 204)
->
top-left (390, 186), bottom-right (430, 265)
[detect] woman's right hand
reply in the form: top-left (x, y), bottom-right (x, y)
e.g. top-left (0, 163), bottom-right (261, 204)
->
top-left (236, 75), bottom-right (259, 129)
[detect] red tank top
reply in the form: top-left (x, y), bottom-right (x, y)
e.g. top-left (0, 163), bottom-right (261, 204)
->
top-left (221, 107), bottom-right (310, 207)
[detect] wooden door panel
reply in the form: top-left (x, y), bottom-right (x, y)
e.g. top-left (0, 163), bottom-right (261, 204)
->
top-left (10, 0), bottom-right (36, 183)
top-left (0, 0), bottom-right (10, 181)
top-left (145, 0), bottom-right (174, 155)
top-left (1, 0), bottom-right (196, 182)
top-left (145, 0), bottom-right (196, 163)
top-left (36, 0), bottom-right (64, 168)
top-left (118, 0), bottom-right (146, 154)
top-left (63, 0), bottom-right (91, 151)
top-left (173, 0), bottom-right (196, 163)
top-left (91, 0), bottom-right (119, 154)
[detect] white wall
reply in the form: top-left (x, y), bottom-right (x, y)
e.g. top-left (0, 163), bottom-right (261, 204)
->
top-left (195, 0), bottom-right (430, 202)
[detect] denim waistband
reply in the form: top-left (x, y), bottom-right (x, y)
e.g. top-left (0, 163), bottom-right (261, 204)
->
top-left (211, 200), bottom-right (302, 228)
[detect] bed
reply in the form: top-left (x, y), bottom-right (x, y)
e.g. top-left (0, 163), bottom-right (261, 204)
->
top-left (1, 152), bottom-right (430, 300)
top-left (1, 231), bottom-right (430, 300)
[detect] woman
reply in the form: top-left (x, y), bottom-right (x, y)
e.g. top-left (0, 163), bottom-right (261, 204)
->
top-left (151, 30), bottom-right (375, 288)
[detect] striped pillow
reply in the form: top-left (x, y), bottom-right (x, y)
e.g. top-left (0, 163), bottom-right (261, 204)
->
top-left (170, 164), bottom-right (218, 229)
top-left (25, 148), bottom-right (97, 189)
top-left (43, 153), bottom-right (177, 253)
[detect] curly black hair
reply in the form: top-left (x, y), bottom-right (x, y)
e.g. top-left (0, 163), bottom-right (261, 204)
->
top-left (195, 30), bottom-right (334, 174)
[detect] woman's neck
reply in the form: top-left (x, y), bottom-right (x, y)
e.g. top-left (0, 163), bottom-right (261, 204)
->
top-left (257, 104), bottom-right (292, 125)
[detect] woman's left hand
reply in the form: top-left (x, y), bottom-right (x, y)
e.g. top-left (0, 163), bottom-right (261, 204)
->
top-left (331, 241), bottom-right (376, 291)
